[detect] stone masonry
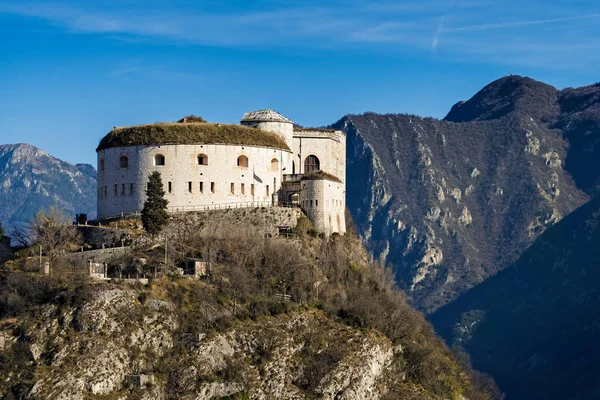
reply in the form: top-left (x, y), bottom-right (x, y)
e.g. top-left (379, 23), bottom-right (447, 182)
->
top-left (97, 110), bottom-right (346, 235)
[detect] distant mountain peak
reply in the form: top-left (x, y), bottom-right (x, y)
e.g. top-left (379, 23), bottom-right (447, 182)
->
top-left (444, 75), bottom-right (559, 123)
top-left (0, 143), bottom-right (97, 229)
top-left (0, 143), bottom-right (48, 158)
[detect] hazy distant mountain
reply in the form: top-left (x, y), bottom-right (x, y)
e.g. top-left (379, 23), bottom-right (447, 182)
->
top-left (0, 143), bottom-right (96, 230)
top-left (334, 75), bottom-right (600, 312)
top-left (430, 195), bottom-right (600, 399)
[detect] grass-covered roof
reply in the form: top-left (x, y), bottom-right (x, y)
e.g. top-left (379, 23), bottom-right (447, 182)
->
top-left (301, 170), bottom-right (343, 183)
top-left (97, 122), bottom-right (290, 152)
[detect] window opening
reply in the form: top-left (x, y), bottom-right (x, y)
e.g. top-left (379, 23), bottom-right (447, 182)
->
top-left (237, 155), bottom-right (249, 167)
top-left (154, 154), bottom-right (165, 166)
top-left (304, 155), bottom-right (320, 172)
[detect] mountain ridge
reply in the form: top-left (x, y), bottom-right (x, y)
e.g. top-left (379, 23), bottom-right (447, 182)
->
top-left (336, 75), bottom-right (599, 312)
top-left (0, 143), bottom-right (97, 230)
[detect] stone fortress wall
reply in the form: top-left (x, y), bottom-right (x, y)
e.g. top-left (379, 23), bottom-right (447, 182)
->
top-left (97, 144), bottom-right (292, 218)
top-left (300, 179), bottom-right (346, 236)
top-left (292, 129), bottom-right (346, 183)
top-left (97, 109), bottom-right (346, 235)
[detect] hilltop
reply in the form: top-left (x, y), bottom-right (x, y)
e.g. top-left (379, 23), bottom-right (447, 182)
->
top-left (0, 215), bottom-right (496, 399)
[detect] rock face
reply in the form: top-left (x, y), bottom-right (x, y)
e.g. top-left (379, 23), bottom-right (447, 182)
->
top-left (430, 195), bottom-right (600, 400)
top-left (0, 285), bottom-right (452, 399)
top-left (0, 143), bottom-right (97, 229)
top-left (334, 75), bottom-right (600, 312)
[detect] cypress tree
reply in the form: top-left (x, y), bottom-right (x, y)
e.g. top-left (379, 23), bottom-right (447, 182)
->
top-left (141, 171), bottom-right (169, 236)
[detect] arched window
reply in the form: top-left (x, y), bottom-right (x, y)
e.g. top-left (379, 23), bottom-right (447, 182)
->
top-left (237, 155), bottom-right (249, 168)
top-left (119, 156), bottom-right (129, 168)
top-left (271, 158), bottom-right (279, 171)
top-left (304, 155), bottom-right (320, 173)
top-left (154, 154), bottom-right (165, 166)
top-left (99, 159), bottom-right (105, 172)
top-left (197, 154), bottom-right (208, 165)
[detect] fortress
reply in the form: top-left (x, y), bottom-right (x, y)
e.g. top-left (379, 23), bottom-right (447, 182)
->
top-left (96, 110), bottom-right (346, 235)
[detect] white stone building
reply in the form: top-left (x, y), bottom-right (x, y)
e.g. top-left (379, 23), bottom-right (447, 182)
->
top-left (96, 110), bottom-right (346, 235)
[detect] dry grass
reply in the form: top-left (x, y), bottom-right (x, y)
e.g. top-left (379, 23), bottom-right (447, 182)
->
top-left (300, 170), bottom-right (342, 183)
top-left (293, 125), bottom-right (338, 133)
top-left (97, 122), bottom-right (290, 151)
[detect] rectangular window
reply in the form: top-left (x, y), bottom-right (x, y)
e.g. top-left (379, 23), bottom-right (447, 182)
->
top-left (188, 181), bottom-right (192, 193)
top-left (199, 182), bottom-right (204, 193)
top-left (241, 183), bottom-right (245, 195)
top-left (266, 185), bottom-right (270, 196)
top-left (121, 183), bottom-right (125, 196)
top-left (251, 184), bottom-right (255, 196)
top-left (114, 184), bottom-right (118, 197)
top-left (130, 183), bottom-right (134, 195)
top-left (315, 200), bottom-right (318, 207)
top-left (104, 186), bottom-right (108, 198)
top-left (168, 182), bottom-right (172, 193)
top-left (231, 183), bottom-right (235, 194)
top-left (310, 200), bottom-right (313, 208)
top-left (211, 182), bottom-right (215, 193)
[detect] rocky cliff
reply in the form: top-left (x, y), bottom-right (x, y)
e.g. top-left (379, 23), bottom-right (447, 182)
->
top-left (0, 143), bottom-right (97, 230)
top-left (1, 288), bottom-right (404, 400)
top-left (335, 76), bottom-right (600, 312)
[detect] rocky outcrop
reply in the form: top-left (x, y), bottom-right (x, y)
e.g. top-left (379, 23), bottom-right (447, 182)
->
top-left (0, 285), bottom-right (422, 399)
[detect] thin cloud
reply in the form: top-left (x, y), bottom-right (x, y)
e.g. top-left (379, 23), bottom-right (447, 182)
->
top-left (431, 16), bottom-right (446, 51)
top-left (445, 13), bottom-right (600, 32)
top-left (2, 0), bottom-right (600, 70)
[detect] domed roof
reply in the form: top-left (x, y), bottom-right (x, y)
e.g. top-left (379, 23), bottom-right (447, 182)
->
top-left (241, 109), bottom-right (293, 124)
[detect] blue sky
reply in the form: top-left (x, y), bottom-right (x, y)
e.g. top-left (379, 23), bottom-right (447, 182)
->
top-left (1, 0), bottom-right (599, 165)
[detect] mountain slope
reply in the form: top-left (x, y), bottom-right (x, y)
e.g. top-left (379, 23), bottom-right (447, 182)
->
top-left (555, 83), bottom-right (600, 195)
top-left (430, 195), bottom-right (600, 400)
top-left (0, 143), bottom-right (96, 229)
top-left (335, 75), bottom-right (599, 312)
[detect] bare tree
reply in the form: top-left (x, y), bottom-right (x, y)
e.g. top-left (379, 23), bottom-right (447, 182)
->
top-left (9, 222), bottom-right (32, 248)
top-left (262, 241), bottom-right (306, 299)
top-left (29, 207), bottom-right (82, 262)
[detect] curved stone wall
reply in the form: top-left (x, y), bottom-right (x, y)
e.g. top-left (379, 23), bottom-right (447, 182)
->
top-left (241, 121), bottom-right (294, 150)
top-left (300, 179), bottom-right (346, 235)
top-left (97, 144), bottom-right (293, 219)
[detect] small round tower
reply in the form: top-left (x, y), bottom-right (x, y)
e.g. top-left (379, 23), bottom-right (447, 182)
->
top-left (240, 109), bottom-right (294, 148)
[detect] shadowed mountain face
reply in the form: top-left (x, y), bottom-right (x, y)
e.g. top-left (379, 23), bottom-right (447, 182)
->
top-left (0, 143), bottom-right (96, 230)
top-left (445, 76), bottom-right (560, 123)
top-left (430, 196), bottom-right (600, 400)
top-left (334, 75), bottom-right (600, 313)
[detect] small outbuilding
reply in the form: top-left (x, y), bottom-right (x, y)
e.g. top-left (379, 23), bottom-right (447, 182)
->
top-left (182, 258), bottom-right (209, 278)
